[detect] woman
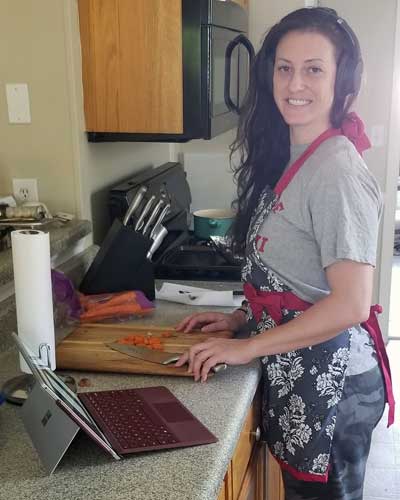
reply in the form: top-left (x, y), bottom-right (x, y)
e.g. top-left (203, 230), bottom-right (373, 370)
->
top-left (175, 7), bottom-right (394, 500)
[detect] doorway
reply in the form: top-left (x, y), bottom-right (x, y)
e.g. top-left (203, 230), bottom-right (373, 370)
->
top-left (389, 187), bottom-right (400, 339)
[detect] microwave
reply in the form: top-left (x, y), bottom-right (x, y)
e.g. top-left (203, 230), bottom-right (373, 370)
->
top-left (87, 0), bottom-right (254, 143)
top-left (182, 0), bottom-right (254, 141)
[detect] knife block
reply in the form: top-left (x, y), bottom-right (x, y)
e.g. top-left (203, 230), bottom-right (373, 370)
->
top-left (79, 219), bottom-right (155, 300)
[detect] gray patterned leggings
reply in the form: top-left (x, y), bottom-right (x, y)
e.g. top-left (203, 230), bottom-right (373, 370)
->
top-left (282, 364), bottom-right (386, 500)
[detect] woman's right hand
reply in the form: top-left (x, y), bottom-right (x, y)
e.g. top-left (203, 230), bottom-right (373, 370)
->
top-left (175, 310), bottom-right (247, 334)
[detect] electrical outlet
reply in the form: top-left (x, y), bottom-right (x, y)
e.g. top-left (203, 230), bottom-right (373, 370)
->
top-left (12, 178), bottom-right (39, 203)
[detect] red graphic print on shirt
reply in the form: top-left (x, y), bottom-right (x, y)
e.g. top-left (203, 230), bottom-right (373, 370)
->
top-left (256, 235), bottom-right (269, 253)
top-left (272, 200), bottom-right (284, 213)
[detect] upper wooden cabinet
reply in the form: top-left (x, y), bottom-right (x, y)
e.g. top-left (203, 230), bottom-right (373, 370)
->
top-left (78, 0), bottom-right (183, 135)
top-left (77, 0), bottom-right (252, 142)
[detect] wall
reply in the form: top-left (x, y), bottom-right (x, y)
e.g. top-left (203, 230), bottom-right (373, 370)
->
top-left (0, 0), bottom-right (77, 214)
top-left (0, 0), bottom-right (169, 243)
top-left (64, 1), bottom-right (169, 242)
top-left (318, 0), bottom-right (399, 340)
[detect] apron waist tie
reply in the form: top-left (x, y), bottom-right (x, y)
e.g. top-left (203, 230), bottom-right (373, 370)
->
top-left (361, 305), bottom-right (395, 426)
top-left (243, 283), bottom-right (311, 324)
top-left (243, 284), bottom-right (395, 427)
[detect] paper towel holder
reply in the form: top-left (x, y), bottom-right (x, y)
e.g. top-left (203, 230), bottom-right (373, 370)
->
top-left (33, 342), bottom-right (52, 369)
top-left (1, 339), bottom-right (52, 405)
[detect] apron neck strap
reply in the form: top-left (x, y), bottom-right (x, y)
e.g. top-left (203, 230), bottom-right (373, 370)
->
top-left (274, 113), bottom-right (371, 197)
top-left (274, 128), bottom-right (341, 196)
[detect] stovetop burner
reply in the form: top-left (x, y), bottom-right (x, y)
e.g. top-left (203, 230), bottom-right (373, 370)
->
top-left (154, 233), bottom-right (243, 282)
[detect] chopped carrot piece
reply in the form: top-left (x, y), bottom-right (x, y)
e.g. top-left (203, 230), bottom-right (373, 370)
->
top-left (148, 337), bottom-right (161, 345)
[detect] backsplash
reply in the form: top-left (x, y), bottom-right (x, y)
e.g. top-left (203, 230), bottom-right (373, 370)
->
top-left (183, 153), bottom-right (236, 214)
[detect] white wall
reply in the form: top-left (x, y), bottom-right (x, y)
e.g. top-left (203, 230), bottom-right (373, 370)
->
top-left (0, 0), bottom-right (78, 214)
top-left (65, 2), bottom-right (170, 242)
top-left (317, 0), bottom-right (399, 339)
top-left (0, 1), bottom-right (170, 242)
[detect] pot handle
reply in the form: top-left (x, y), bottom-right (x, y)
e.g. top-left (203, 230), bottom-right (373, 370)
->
top-left (208, 219), bottom-right (219, 227)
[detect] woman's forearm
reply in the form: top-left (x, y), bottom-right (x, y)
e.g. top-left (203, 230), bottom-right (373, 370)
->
top-left (248, 293), bottom-right (370, 357)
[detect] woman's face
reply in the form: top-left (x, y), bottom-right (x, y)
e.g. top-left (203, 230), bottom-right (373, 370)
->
top-left (273, 30), bottom-right (337, 144)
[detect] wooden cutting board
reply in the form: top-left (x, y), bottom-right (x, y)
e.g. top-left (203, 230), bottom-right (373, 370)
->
top-left (56, 323), bottom-right (233, 377)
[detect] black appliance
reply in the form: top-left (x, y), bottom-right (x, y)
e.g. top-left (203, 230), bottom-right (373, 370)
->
top-left (108, 162), bottom-right (242, 282)
top-left (88, 0), bottom-right (254, 143)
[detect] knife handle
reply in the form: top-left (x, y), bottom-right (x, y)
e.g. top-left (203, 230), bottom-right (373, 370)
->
top-left (134, 195), bottom-right (156, 232)
top-left (149, 203), bottom-right (171, 240)
top-left (146, 225), bottom-right (168, 260)
top-left (123, 186), bottom-right (147, 226)
top-left (142, 199), bottom-right (165, 237)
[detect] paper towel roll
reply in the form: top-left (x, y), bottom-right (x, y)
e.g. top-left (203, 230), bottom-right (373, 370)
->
top-left (11, 229), bottom-right (55, 372)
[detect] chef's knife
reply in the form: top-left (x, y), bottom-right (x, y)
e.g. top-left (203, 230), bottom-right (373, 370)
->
top-left (142, 199), bottom-right (165, 237)
top-left (107, 342), bottom-right (227, 373)
top-left (123, 185), bottom-right (147, 226)
top-left (134, 194), bottom-right (156, 232)
top-left (149, 203), bottom-right (171, 240)
top-left (146, 224), bottom-right (168, 261)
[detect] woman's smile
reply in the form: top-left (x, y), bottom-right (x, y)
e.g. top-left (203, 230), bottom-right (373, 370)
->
top-left (286, 98), bottom-right (313, 106)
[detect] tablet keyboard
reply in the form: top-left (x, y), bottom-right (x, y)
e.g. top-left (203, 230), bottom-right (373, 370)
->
top-left (82, 389), bottom-right (179, 450)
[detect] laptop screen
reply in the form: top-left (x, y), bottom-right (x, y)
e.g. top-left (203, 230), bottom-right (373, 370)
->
top-left (12, 332), bottom-right (116, 455)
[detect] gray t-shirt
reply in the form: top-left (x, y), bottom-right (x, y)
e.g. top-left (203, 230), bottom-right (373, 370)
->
top-left (257, 136), bottom-right (382, 375)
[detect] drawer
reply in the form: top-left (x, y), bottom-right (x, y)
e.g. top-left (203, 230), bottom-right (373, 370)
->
top-left (231, 394), bottom-right (261, 500)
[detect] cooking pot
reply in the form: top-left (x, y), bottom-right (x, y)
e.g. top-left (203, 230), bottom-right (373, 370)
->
top-left (193, 209), bottom-right (234, 240)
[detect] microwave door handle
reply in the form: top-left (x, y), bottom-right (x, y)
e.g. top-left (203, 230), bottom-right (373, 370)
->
top-left (225, 34), bottom-right (255, 114)
top-left (224, 35), bottom-right (241, 114)
top-left (237, 35), bottom-right (255, 112)
top-left (239, 35), bottom-right (255, 66)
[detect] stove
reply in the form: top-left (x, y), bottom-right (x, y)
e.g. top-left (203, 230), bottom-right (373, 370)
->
top-left (154, 233), bottom-right (243, 282)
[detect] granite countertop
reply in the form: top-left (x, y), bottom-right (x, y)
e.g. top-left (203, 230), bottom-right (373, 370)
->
top-left (0, 293), bottom-right (262, 500)
top-left (0, 219), bottom-right (92, 288)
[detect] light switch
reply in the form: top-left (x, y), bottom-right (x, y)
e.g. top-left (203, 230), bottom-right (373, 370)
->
top-left (370, 125), bottom-right (385, 148)
top-left (5, 83), bottom-right (31, 124)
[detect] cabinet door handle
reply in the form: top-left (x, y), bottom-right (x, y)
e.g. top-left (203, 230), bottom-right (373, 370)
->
top-left (250, 426), bottom-right (261, 442)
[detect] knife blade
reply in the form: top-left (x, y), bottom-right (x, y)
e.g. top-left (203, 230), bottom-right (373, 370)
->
top-left (106, 342), bottom-right (227, 373)
top-left (122, 185), bottom-right (147, 226)
top-left (134, 195), bottom-right (156, 232)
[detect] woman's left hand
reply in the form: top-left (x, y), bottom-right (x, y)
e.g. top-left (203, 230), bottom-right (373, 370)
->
top-left (175, 337), bottom-right (256, 383)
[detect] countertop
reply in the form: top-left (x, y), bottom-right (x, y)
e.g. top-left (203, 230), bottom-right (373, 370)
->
top-left (0, 288), bottom-right (262, 500)
top-left (0, 218), bottom-right (92, 288)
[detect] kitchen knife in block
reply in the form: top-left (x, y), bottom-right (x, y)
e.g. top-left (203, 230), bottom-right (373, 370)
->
top-left (107, 343), bottom-right (227, 373)
top-left (79, 218), bottom-right (155, 300)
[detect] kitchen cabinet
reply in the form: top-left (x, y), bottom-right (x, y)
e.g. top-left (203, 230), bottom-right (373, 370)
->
top-left (217, 390), bottom-right (284, 500)
top-left (78, 0), bottom-right (183, 135)
top-left (77, 0), bottom-right (251, 142)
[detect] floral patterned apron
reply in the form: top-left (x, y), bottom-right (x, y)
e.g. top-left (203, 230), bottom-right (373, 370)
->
top-left (242, 127), bottom-right (395, 483)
